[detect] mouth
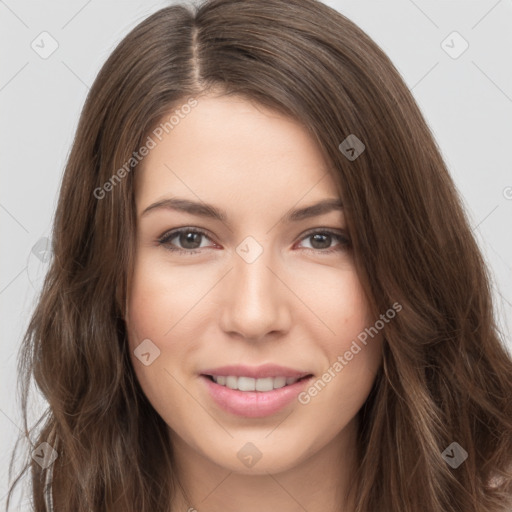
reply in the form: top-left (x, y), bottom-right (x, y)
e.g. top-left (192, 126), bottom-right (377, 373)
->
top-left (199, 372), bottom-right (315, 418)
top-left (201, 374), bottom-right (313, 392)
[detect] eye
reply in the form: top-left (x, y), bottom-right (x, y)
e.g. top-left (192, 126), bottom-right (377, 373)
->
top-left (157, 227), bottom-right (351, 255)
top-left (296, 229), bottom-right (350, 254)
top-left (157, 227), bottom-right (216, 255)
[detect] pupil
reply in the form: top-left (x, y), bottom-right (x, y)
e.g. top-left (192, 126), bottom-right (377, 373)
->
top-left (311, 234), bottom-right (330, 249)
top-left (181, 232), bottom-right (201, 249)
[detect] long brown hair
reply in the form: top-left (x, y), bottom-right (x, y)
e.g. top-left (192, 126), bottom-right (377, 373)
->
top-left (7, 0), bottom-right (512, 510)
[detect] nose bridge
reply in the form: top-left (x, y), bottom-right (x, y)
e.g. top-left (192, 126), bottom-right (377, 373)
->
top-left (234, 238), bottom-right (275, 298)
top-left (219, 235), bottom-right (289, 339)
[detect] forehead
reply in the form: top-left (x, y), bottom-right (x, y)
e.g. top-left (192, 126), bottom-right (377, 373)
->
top-left (134, 94), bottom-right (340, 218)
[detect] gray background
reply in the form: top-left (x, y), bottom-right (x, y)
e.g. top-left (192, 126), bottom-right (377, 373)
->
top-left (1, 0), bottom-right (511, 508)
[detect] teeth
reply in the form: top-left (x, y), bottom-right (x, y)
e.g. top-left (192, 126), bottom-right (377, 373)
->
top-left (211, 375), bottom-right (301, 391)
top-left (226, 376), bottom-right (238, 389)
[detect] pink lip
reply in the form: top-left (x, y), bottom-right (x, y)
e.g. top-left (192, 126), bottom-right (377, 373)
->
top-left (200, 364), bottom-right (311, 379)
top-left (200, 374), bottom-right (314, 418)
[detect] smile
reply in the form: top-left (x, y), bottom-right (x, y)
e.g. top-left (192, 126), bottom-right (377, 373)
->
top-left (200, 374), bottom-right (314, 418)
top-left (206, 374), bottom-right (309, 391)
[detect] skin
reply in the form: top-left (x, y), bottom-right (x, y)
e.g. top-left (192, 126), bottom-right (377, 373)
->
top-left (125, 94), bottom-right (383, 512)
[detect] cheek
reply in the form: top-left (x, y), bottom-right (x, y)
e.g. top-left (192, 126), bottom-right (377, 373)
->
top-left (302, 265), bottom-right (373, 348)
top-left (125, 256), bottom-right (206, 347)
top-left (125, 263), bottom-right (200, 425)
top-left (302, 267), bottom-right (382, 399)
top-left (125, 260), bottom-right (195, 392)
top-left (335, 274), bottom-right (382, 372)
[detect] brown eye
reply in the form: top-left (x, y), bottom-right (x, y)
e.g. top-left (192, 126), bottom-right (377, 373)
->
top-left (158, 228), bottom-right (215, 255)
top-left (297, 230), bottom-right (350, 254)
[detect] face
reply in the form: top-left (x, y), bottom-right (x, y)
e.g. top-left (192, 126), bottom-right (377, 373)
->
top-left (125, 94), bottom-right (383, 477)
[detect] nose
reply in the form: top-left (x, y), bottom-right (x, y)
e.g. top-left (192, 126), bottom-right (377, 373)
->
top-left (218, 245), bottom-right (292, 342)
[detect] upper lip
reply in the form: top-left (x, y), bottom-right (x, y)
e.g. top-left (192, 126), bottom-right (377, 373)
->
top-left (201, 364), bottom-right (313, 379)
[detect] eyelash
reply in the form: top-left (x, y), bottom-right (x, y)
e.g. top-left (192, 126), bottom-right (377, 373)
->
top-left (156, 227), bottom-right (350, 256)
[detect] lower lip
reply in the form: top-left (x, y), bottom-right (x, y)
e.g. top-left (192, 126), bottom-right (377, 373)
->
top-left (200, 375), bottom-right (313, 418)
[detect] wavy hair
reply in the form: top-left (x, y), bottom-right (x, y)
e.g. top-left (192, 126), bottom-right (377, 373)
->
top-left (7, 0), bottom-right (512, 510)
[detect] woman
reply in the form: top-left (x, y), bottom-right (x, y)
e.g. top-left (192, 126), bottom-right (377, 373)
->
top-left (7, 0), bottom-right (512, 510)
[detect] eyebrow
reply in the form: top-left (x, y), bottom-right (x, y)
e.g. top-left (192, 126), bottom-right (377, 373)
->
top-left (140, 197), bottom-right (343, 223)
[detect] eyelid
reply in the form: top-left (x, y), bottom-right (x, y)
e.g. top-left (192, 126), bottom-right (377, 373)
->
top-left (295, 227), bottom-right (350, 252)
top-left (157, 226), bottom-right (350, 254)
top-left (157, 226), bottom-right (216, 252)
